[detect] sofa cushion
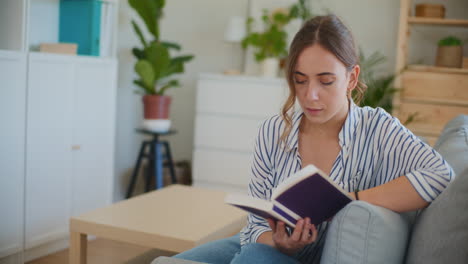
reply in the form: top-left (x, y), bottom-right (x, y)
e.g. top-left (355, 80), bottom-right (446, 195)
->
top-left (320, 201), bottom-right (413, 264)
top-left (433, 114), bottom-right (468, 175)
top-left (405, 167), bottom-right (468, 264)
top-left (405, 115), bottom-right (468, 264)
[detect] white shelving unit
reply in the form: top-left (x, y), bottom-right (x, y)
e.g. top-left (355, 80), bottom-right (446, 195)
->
top-left (0, 0), bottom-right (118, 56)
top-left (0, 0), bottom-right (119, 262)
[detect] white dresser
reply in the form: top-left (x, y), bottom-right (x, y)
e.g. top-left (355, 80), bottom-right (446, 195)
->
top-left (192, 73), bottom-right (289, 193)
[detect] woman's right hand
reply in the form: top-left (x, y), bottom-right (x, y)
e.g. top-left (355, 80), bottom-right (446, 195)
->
top-left (266, 217), bottom-right (318, 256)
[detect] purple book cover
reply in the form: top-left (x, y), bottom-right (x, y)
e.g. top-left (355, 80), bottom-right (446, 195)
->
top-left (274, 173), bottom-right (352, 226)
top-left (233, 205), bottom-right (277, 221)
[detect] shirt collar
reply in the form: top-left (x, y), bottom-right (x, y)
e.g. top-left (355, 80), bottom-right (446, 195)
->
top-left (286, 98), bottom-right (359, 151)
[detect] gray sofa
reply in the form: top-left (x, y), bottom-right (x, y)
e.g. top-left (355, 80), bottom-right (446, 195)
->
top-left (152, 115), bottom-right (468, 264)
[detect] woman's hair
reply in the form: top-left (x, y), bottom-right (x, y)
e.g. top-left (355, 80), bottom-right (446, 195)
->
top-left (280, 14), bottom-right (367, 148)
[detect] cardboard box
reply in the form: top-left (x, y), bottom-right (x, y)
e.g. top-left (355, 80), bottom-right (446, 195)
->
top-left (39, 43), bottom-right (78, 55)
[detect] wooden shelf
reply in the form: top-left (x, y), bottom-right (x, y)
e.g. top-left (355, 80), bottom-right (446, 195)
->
top-left (402, 97), bottom-right (468, 108)
top-left (408, 17), bottom-right (468, 27)
top-left (406, 64), bottom-right (468, 75)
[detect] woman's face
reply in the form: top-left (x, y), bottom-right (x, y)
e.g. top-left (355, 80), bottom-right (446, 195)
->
top-left (293, 44), bottom-right (359, 126)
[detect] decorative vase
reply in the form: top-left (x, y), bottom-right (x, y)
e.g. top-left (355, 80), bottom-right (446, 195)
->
top-left (436, 46), bottom-right (463, 68)
top-left (260, 58), bottom-right (279, 78)
top-left (142, 95), bottom-right (172, 132)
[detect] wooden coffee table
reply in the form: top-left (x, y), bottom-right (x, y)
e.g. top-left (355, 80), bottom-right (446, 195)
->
top-left (69, 185), bottom-right (247, 264)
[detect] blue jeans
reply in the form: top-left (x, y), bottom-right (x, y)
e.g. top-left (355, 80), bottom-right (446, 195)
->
top-left (174, 233), bottom-right (300, 264)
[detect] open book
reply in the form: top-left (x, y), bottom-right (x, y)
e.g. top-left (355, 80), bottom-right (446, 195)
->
top-left (225, 165), bottom-right (354, 227)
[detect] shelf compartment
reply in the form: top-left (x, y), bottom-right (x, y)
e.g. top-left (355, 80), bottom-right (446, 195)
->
top-left (0, 0), bottom-right (26, 51)
top-left (398, 101), bottom-right (468, 137)
top-left (401, 70), bottom-right (468, 107)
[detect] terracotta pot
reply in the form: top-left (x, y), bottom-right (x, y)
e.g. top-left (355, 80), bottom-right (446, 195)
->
top-left (436, 46), bottom-right (463, 68)
top-left (142, 95), bottom-right (171, 119)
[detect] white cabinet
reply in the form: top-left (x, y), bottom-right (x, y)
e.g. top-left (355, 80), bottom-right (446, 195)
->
top-left (0, 51), bottom-right (27, 258)
top-left (192, 73), bottom-right (288, 192)
top-left (71, 59), bottom-right (117, 216)
top-left (25, 53), bottom-right (117, 249)
top-left (25, 53), bottom-right (74, 248)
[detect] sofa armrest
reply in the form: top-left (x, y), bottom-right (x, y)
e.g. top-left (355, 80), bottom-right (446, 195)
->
top-left (320, 201), bottom-right (414, 264)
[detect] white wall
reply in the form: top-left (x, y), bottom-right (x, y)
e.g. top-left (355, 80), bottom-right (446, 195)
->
top-left (113, 0), bottom-right (468, 201)
top-left (310, 0), bottom-right (400, 74)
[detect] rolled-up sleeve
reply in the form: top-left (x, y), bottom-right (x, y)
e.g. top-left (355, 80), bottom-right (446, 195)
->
top-left (377, 113), bottom-right (455, 202)
top-left (239, 118), bottom-right (275, 246)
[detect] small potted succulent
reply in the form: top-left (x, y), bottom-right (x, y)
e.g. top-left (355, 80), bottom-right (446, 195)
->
top-left (129, 0), bottom-right (194, 132)
top-left (436, 36), bottom-right (463, 68)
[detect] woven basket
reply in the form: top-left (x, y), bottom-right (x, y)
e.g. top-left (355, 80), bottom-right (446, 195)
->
top-left (415, 4), bottom-right (445, 18)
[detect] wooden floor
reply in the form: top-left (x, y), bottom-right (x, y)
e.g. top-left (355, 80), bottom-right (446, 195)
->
top-left (26, 238), bottom-right (176, 264)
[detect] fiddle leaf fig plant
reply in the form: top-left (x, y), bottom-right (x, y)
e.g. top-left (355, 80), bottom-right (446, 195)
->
top-left (129, 0), bottom-right (194, 95)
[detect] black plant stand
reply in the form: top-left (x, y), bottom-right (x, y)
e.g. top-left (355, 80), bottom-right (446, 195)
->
top-left (126, 129), bottom-right (177, 198)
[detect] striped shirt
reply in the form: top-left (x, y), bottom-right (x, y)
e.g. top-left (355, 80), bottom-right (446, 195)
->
top-left (239, 100), bottom-right (454, 263)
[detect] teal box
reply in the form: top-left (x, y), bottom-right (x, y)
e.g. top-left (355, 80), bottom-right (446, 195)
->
top-left (59, 0), bottom-right (101, 56)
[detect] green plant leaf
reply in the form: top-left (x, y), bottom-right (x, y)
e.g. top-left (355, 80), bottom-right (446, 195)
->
top-left (171, 55), bottom-right (194, 65)
top-left (438, 36), bottom-right (462, 46)
top-left (289, 5), bottom-right (300, 19)
top-left (134, 60), bottom-right (155, 93)
top-left (158, 79), bottom-right (180, 95)
top-left (403, 112), bottom-right (419, 126)
top-left (132, 48), bottom-right (145, 60)
top-left (128, 0), bottom-right (162, 39)
top-left (133, 79), bottom-right (151, 94)
top-left (155, 0), bottom-right (165, 9)
top-left (131, 20), bottom-right (148, 48)
top-left (159, 55), bottom-right (194, 79)
top-left (161, 41), bottom-right (181, 51)
top-left (145, 41), bottom-right (170, 81)
top-left (273, 12), bottom-right (289, 26)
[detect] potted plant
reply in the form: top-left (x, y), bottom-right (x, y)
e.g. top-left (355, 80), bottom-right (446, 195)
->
top-left (436, 36), bottom-right (463, 68)
top-left (241, 1), bottom-right (312, 77)
top-left (129, 0), bottom-right (194, 132)
top-left (356, 50), bottom-right (417, 125)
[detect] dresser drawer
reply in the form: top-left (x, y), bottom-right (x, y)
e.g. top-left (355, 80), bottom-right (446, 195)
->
top-left (402, 71), bottom-right (468, 105)
top-left (196, 74), bottom-right (288, 118)
top-left (192, 148), bottom-right (252, 189)
top-left (398, 101), bottom-right (468, 136)
top-left (194, 114), bottom-right (262, 152)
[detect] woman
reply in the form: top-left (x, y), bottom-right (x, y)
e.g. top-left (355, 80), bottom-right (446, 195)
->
top-left (170, 14), bottom-right (454, 264)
